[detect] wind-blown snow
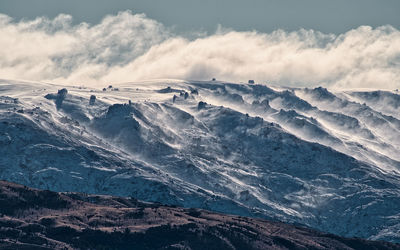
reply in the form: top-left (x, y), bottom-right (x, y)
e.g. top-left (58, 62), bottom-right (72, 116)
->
top-left (1, 79), bottom-right (400, 242)
top-left (0, 11), bottom-right (400, 89)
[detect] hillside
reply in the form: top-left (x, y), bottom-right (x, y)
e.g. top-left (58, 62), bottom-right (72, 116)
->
top-left (0, 79), bottom-right (399, 242)
top-left (1, 180), bottom-right (399, 249)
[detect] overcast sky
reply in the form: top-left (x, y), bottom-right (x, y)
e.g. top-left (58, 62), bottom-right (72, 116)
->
top-left (1, 1), bottom-right (399, 88)
top-left (1, 0), bottom-right (399, 34)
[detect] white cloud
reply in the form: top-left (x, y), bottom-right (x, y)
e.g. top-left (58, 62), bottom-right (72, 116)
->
top-left (0, 11), bottom-right (399, 89)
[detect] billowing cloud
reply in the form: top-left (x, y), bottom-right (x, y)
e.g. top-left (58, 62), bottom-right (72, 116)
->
top-left (0, 11), bottom-right (399, 89)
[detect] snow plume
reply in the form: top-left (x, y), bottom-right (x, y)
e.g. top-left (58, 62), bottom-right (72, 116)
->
top-left (0, 11), bottom-right (399, 89)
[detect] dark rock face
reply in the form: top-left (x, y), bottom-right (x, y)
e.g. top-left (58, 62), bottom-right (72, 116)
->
top-left (0, 181), bottom-right (398, 250)
top-left (89, 95), bottom-right (96, 105)
top-left (198, 101), bottom-right (207, 110)
top-left (44, 88), bottom-right (68, 109)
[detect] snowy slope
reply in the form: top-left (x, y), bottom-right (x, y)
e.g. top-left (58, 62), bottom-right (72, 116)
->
top-left (0, 79), bottom-right (400, 242)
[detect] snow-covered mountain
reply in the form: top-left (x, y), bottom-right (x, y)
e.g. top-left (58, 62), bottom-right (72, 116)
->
top-left (1, 79), bottom-right (399, 242)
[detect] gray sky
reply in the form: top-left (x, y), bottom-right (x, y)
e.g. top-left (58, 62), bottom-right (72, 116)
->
top-left (0, 0), bottom-right (399, 34)
top-left (1, 0), bottom-right (400, 88)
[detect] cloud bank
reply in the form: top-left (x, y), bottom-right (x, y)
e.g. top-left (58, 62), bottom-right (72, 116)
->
top-left (1, 11), bottom-right (399, 89)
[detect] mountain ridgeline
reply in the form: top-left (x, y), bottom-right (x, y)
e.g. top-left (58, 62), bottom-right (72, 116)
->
top-left (0, 79), bottom-right (399, 243)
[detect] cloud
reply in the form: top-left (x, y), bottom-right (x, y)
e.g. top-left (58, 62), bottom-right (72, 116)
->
top-left (0, 11), bottom-right (169, 83)
top-left (0, 11), bottom-right (399, 89)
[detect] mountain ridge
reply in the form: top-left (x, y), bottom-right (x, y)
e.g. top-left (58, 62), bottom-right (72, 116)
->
top-left (1, 79), bottom-right (399, 242)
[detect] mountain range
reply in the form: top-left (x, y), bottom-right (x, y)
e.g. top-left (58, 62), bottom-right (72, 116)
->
top-left (1, 79), bottom-right (399, 243)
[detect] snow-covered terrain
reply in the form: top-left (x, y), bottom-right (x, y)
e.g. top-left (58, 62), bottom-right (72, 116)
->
top-left (1, 79), bottom-right (399, 242)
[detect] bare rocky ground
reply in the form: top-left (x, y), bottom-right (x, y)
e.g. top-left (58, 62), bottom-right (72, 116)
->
top-left (0, 180), bottom-right (399, 250)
